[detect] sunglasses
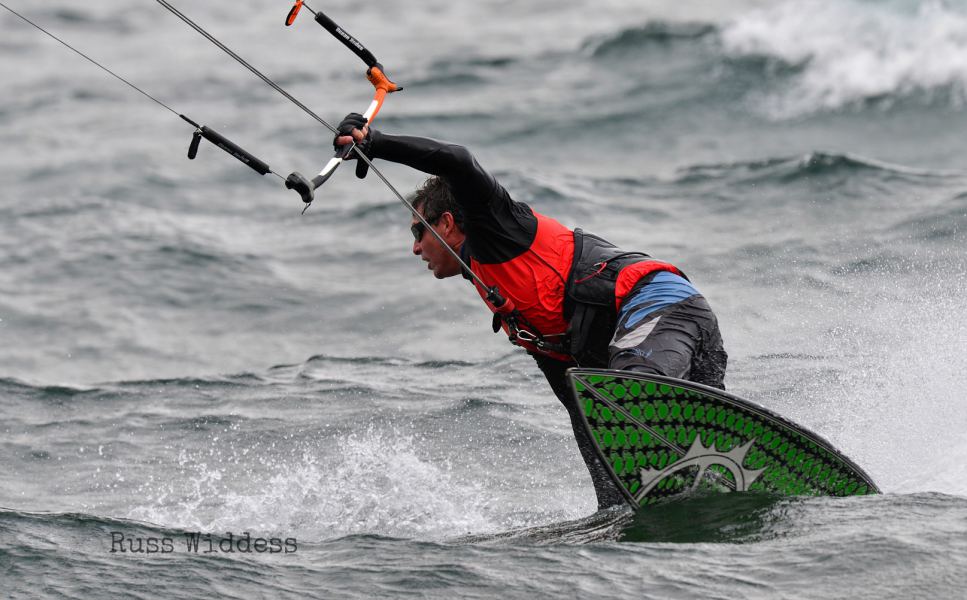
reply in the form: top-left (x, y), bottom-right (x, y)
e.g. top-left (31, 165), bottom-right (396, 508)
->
top-left (410, 215), bottom-right (440, 241)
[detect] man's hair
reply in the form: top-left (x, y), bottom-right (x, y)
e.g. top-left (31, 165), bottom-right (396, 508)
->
top-left (411, 176), bottom-right (464, 228)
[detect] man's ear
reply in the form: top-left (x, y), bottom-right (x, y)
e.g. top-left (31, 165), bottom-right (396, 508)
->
top-left (439, 211), bottom-right (455, 234)
top-left (438, 211), bottom-right (465, 246)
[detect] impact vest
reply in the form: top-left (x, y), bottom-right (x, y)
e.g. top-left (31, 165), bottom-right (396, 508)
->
top-left (469, 213), bottom-right (574, 360)
top-left (564, 229), bottom-right (685, 365)
top-left (467, 212), bottom-right (684, 364)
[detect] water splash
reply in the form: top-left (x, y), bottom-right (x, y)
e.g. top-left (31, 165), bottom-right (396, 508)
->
top-left (770, 260), bottom-right (967, 497)
top-left (127, 425), bottom-right (498, 540)
top-left (721, 0), bottom-right (967, 117)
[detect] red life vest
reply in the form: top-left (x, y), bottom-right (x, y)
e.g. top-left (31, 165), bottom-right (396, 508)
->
top-left (469, 213), bottom-right (574, 360)
top-left (467, 212), bottom-right (683, 362)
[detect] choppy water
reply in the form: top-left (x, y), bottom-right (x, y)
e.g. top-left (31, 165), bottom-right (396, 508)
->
top-left (2, 0), bottom-right (967, 598)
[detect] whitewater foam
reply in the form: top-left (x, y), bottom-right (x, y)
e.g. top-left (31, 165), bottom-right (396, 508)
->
top-left (127, 426), bottom-right (500, 540)
top-left (721, 0), bottom-right (967, 118)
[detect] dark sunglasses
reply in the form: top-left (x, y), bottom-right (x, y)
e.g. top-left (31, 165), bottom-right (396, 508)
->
top-left (410, 215), bottom-right (440, 241)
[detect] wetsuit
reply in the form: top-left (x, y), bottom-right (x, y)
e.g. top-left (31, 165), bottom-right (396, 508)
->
top-left (366, 130), bottom-right (727, 509)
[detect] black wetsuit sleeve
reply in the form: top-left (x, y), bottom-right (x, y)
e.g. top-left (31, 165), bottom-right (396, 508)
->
top-left (369, 131), bottom-right (497, 212)
top-left (369, 131), bottom-right (536, 263)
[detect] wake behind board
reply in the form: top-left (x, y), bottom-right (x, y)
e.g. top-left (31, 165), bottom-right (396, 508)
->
top-left (568, 369), bottom-right (879, 509)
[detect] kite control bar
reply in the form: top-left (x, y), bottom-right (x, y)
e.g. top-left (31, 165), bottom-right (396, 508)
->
top-left (283, 1), bottom-right (402, 207)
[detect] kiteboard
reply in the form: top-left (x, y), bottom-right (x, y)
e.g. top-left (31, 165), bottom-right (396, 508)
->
top-left (568, 368), bottom-right (879, 509)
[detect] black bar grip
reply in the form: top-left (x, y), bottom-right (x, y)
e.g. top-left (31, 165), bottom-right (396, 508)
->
top-left (198, 126), bottom-right (271, 176)
top-left (314, 11), bottom-right (378, 68)
top-left (187, 130), bottom-right (202, 159)
top-left (285, 171), bottom-right (313, 204)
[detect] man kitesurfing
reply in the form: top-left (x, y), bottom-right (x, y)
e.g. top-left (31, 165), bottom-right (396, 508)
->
top-left (3, 0), bottom-right (879, 519)
top-left (334, 114), bottom-right (728, 510)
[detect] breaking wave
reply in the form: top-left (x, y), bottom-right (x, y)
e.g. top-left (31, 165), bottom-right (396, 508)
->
top-left (721, 0), bottom-right (967, 117)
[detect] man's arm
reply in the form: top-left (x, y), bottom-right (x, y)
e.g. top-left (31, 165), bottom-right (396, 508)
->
top-left (367, 131), bottom-right (503, 219)
top-left (335, 115), bottom-right (537, 261)
top-left (335, 114), bottom-right (509, 217)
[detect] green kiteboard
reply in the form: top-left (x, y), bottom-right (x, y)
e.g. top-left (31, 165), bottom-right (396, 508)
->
top-left (568, 368), bottom-right (879, 508)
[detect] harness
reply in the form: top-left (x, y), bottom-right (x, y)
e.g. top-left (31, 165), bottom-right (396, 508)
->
top-left (476, 228), bottom-right (685, 365)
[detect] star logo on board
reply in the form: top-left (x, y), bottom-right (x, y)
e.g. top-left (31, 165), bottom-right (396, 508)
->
top-left (634, 437), bottom-right (765, 502)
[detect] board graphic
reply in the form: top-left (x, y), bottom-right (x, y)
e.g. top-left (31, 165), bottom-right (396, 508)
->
top-left (568, 369), bottom-right (879, 508)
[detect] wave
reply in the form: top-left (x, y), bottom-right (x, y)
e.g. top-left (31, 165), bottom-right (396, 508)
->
top-left (114, 373), bottom-right (268, 388)
top-left (585, 21), bottom-right (717, 58)
top-left (0, 373), bottom-right (271, 399)
top-left (565, 1), bottom-right (967, 119)
top-left (295, 353), bottom-right (477, 371)
top-left (720, 0), bottom-right (967, 117)
top-left (0, 506), bottom-right (178, 534)
top-left (429, 55), bottom-right (518, 70)
top-left (1, 354), bottom-right (487, 401)
top-left (454, 506), bottom-right (633, 545)
top-left (674, 151), bottom-right (958, 185)
top-left (0, 376), bottom-right (100, 401)
top-left (404, 55), bottom-right (518, 90)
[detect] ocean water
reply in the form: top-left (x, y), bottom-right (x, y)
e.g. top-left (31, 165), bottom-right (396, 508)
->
top-left (2, 0), bottom-right (967, 597)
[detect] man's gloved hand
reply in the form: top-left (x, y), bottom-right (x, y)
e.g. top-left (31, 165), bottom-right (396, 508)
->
top-left (334, 112), bottom-right (371, 179)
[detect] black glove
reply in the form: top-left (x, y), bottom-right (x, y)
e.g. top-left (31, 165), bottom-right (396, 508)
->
top-left (334, 112), bottom-right (371, 179)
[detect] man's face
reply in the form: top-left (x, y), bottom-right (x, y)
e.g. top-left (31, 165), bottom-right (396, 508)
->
top-left (411, 209), bottom-right (463, 279)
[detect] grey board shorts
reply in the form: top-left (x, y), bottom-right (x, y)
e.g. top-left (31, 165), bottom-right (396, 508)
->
top-left (608, 293), bottom-right (727, 390)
